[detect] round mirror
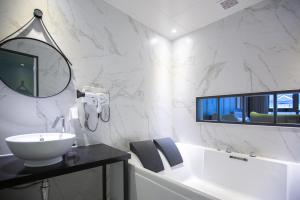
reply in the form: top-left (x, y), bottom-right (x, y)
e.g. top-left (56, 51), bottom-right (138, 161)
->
top-left (0, 37), bottom-right (71, 97)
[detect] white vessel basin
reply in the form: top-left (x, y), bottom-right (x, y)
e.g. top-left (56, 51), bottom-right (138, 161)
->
top-left (5, 133), bottom-right (76, 167)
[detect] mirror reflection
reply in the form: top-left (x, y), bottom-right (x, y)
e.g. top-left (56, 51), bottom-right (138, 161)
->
top-left (0, 38), bottom-right (71, 97)
top-left (0, 49), bottom-right (37, 96)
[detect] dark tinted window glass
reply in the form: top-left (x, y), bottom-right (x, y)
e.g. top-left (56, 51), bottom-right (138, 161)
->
top-left (220, 96), bottom-right (243, 122)
top-left (269, 95), bottom-right (274, 109)
top-left (276, 93), bottom-right (300, 124)
top-left (197, 98), bottom-right (218, 121)
top-left (245, 95), bottom-right (274, 124)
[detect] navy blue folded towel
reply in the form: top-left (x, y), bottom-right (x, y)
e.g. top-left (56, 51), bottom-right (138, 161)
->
top-left (153, 138), bottom-right (183, 167)
top-left (130, 140), bottom-right (164, 172)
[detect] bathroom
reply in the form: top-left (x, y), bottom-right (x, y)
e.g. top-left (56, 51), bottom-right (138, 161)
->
top-left (0, 0), bottom-right (300, 199)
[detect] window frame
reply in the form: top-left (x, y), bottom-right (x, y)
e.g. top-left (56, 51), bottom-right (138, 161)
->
top-left (196, 89), bottom-right (300, 127)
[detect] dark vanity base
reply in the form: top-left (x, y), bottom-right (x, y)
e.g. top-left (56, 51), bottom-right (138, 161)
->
top-left (0, 144), bottom-right (131, 200)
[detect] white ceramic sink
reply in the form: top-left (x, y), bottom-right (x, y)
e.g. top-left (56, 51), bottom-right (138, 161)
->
top-left (5, 133), bottom-right (76, 167)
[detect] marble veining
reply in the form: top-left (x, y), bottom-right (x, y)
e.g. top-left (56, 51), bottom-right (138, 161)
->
top-left (172, 0), bottom-right (300, 162)
top-left (0, 0), bottom-right (172, 154)
top-left (1, 0), bottom-right (300, 199)
top-left (0, 0), bottom-right (172, 199)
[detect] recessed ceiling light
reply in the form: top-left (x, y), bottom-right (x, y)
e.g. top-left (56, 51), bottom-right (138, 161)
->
top-left (150, 38), bottom-right (158, 45)
top-left (171, 29), bottom-right (177, 34)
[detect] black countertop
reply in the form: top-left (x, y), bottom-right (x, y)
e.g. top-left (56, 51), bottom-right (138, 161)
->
top-left (0, 144), bottom-right (130, 189)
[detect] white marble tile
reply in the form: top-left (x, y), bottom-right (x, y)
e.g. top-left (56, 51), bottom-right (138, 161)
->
top-left (1, 0), bottom-right (300, 199)
top-left (0, 0), bottom-right (172, 199)
top-left (0, 0), bottom-right (173, 153)
top-left (172, 0), bottom-right (300, 162)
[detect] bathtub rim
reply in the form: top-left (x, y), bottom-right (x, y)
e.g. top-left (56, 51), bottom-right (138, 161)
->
top-left (129, 161), bottom-right (220, 200)
top-left (129, 142), bottom-right (300, 200)
top-left (175, 143), bottom-right (300, 166)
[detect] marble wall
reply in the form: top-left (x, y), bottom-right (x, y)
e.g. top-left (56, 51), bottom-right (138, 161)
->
top-left (0, 0), bottom-right (172, 154)
top-left (0, 0), bottom-right (172, 199)
top-left (1, 0), bottom-right (300, 199)
top-left (172, 0), bottom-right (300, 162)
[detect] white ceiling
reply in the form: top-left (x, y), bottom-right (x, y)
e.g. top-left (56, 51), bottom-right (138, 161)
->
top-left (103, 0), bottom-right (263, 40)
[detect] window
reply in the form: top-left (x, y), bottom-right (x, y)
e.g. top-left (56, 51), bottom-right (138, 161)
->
top-left (196, 98), bottom-right (218, 121)
top-left (276, 93), bottom-right (300, 124)
top-left (245, 94), bottom-right (274, 124)
top-left (196, 90), bottom-right (300, 127)
top-left (220, 96), bottom-right (243, 123)
top-left (269, 95), bottom-right (274, 110)
top-left (277, 93), bottom-right (293, 109)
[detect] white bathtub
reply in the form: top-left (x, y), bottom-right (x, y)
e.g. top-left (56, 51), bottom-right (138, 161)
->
top-left (129, 143), bottom-right (300, 200)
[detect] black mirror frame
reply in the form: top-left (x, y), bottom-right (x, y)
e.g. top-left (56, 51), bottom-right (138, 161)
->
top-left (196, 89), bottom-right (300, 127)
top-left (0, 37), bottom-right (72, 98)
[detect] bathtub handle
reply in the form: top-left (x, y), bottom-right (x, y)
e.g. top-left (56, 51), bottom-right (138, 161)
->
top-left (229, 155), bottom-right (248, 162)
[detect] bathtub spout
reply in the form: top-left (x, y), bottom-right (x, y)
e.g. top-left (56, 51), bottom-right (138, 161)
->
top-left (249, 152), bottom-right (256, 157)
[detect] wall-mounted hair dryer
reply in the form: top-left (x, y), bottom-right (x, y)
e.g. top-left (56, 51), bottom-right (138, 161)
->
top-left (77, 89), bottom-right (109, 114)
top-left (82, 91), bottom-right (109, 114)
top-left (76, 87), bottom-right (110, 132)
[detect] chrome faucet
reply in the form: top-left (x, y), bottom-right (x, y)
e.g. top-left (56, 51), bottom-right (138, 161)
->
top-left (39, 134), bottom-right (45, 142)
top-left (249, 152), bottom-right (256, 157)
top-left (225, 147), bottom-right (232, 153)
top-left (52, 115), bottom-right (66, 134)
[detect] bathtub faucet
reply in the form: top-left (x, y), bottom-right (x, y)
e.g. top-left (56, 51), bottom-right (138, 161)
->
top-left (249, 152), bottom-right (256, 157)
top-left (225, 147), bottom-right (232, 153)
